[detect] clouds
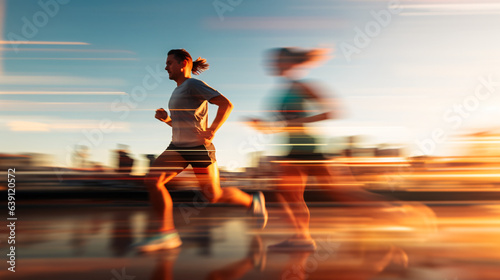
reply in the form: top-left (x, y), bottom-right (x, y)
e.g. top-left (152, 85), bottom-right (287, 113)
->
top-left (0, 75), bottom-right (126, 86)
top-left (0, 100), bottom-right (118, 111)
top-left (0, 40), bottom-right (89, 45)
top-left (400, 2), bottom-right (500, 16)
top-left (7, 120), bottom-right (50, 132)
top-left (3, 116), bottom-right (130, 132)
top-left (0, 91), bottom-right (126, 95)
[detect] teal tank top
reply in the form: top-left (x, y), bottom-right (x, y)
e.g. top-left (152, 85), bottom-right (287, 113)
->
top-left (276, 81), bottom-right (321, 155)
top-left (277, 81), bottom-right (310, 121)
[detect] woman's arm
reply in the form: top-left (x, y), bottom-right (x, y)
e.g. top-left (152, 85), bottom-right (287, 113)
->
top-left (244, 117), bottom-right (286, 134)
top-left (155, 108), bottom-right (172, 127)
top-left (200, 94), bottom-right (233, 144)
top-left (288, 82), bottom-right (339, 125)
top-left (208, 94), bottom-right (233, 133)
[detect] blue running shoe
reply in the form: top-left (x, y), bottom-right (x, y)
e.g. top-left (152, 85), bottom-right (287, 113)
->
top-left (252, 191), bottom-right (268, 229)
top-left (136, 230), bottom-right (182, 252)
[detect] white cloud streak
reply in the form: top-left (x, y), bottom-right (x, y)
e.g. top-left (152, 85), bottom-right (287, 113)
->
top-left (0, 41), bottom-right (89, 45)
top-left (0, 75), bottom-right (126, 86)
top-left (0, 91), bottom-right (126, 95)
top-left (400, 3), bottom-right (500, 16)
top-left (6, 119), bottom-right (130, 132)
top-left (0, 100), bottom-right (118, 111)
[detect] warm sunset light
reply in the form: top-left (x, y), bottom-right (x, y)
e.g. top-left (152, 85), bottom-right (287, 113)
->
top-left (2, 0), bottom-right (500, 279)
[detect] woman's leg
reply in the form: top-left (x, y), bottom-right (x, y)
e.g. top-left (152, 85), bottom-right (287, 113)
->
top-left (144, 150), bottom-right (188, 232)
top-left (190, 144), bottom-right (266, 228)
top-left (193, 161), bottom-right (252, 207)
top-left (313, 163), bottom-right (390, 203)
top-left (278, 164), bottom-right (310, 239)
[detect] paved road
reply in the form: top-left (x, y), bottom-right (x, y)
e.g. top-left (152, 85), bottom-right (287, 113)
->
top-left (2, 201), bottom-right (500, 280)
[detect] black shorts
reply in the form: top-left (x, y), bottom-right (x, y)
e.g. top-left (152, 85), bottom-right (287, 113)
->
top-left (165, 143), bottom-right (216, 168)
top-left (284, 133), bottom-right (327, 162)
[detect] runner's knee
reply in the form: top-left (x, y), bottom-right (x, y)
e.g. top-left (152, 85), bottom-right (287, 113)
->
top-left (144, 172), bottom-right (175, 190)
top-left (203, 187), bottom-right (222, 203)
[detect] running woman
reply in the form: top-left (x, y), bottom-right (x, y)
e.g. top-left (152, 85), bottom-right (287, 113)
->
top-left (249, 47), bottom-right (436, 251)
top-left (138, 49), bottom-right (267, 252)
top-left (248, 47), bottom-right (335, 251)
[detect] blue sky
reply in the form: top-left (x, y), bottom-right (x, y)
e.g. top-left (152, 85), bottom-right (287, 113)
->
top-left (2, 0), bottom-right (500, 172)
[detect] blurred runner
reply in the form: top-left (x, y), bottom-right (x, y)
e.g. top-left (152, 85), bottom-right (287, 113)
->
top-left (247, 47), bottom-right (335, 251)
top-left (139, 49), bottom-right (268, 252)
top-left (247, 47), bottom-right (436, 252)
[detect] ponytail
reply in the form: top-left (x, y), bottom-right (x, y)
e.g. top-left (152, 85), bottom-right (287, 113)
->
top-left (273, 47), bottom-right (331, 67)
top-left (167, 49), bottom-right (210, 75)
top-left (192, 57), bottom-right (209, 75)
top-left (303, 48), bottom-right (331, 65)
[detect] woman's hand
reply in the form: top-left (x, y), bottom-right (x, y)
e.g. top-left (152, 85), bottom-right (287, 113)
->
top-left (155, 108), bottom-right (169, 122)
top-left (200, 129), bottom-right (215, 145)
top-left (244, 117), bottom-right (264, 130)
top-left (244, 117), bottom-right (286, 134)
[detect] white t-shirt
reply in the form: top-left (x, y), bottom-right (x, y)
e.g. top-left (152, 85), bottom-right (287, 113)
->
top-left (168, 78), bottom-right (221, 147)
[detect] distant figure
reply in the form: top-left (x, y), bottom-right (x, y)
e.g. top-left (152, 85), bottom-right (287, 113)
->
top-left (145, 154), bottom-right (156, 167)
top-left (138, 49), bottom-right (268, 252)
top-left (116, 145), bottom-right (134, 175)
top-left (142, 154), bottom-right (157, 175)
top-left (72, 145), bottom-right (89, 168)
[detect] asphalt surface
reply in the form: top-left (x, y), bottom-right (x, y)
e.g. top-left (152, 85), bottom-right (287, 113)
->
top-left (2, 200), bottom-right (500, 280)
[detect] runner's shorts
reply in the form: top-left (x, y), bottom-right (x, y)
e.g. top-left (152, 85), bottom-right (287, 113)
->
top-left (160, 143), bottom-right (217, 168)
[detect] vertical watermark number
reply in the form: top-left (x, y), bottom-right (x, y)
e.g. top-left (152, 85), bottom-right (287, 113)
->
top-left (6, 168), bottom-right (17, 273)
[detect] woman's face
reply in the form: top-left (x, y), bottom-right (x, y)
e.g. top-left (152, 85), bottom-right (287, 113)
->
top-left (270, 57), bottom-right (307, 80)
top-left (165, 54), bottom-right (184, 81)
top-left (270, 57), bottom-right (293, 77)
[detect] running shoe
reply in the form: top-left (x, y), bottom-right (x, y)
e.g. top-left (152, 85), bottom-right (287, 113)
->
top-left (268, 239), bottom-right (317, 251)
top-left (252, 191), bottom-right (268, 229)
top-left (135, 230), bottom-right (182, 252)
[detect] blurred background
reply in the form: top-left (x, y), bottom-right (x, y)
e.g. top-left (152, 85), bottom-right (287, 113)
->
top-left (2, 0), bottom-right (500, 200)
top-left (2, 0), bottom-right (500, 279)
